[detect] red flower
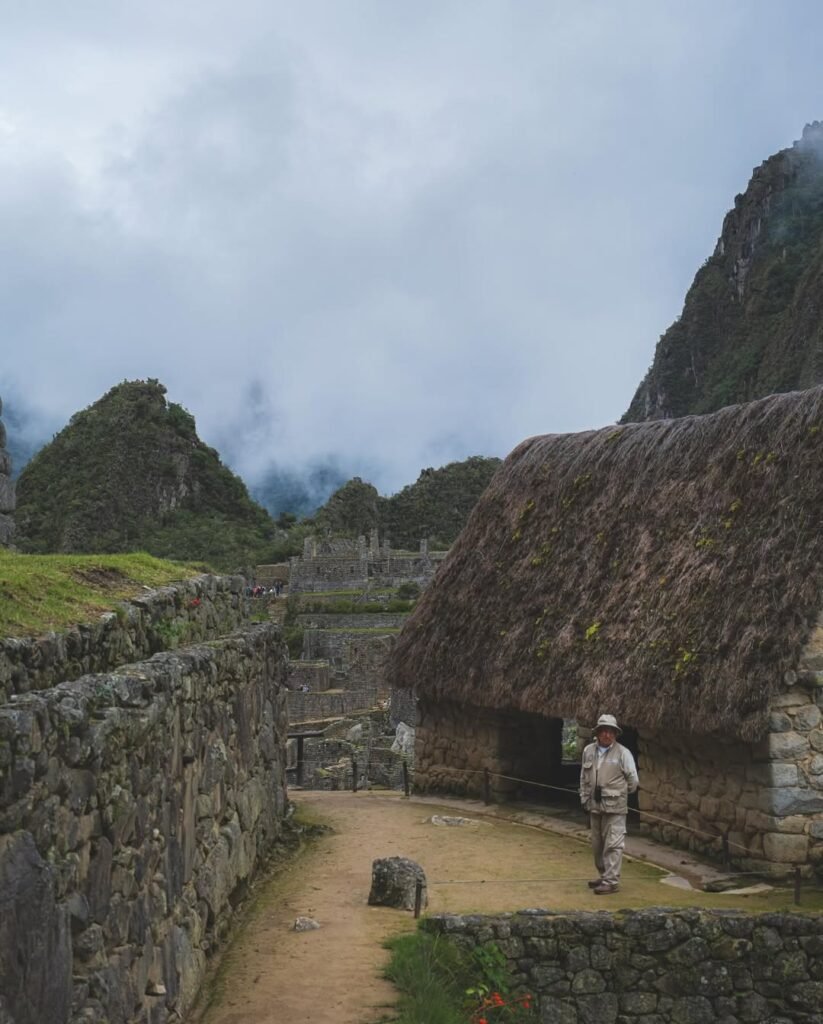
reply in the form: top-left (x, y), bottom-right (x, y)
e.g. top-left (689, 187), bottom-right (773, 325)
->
top-left (189, 597), bottom-right (201, 608)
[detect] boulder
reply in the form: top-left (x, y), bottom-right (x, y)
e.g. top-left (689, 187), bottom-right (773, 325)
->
top-left (368, 856), bottom-right (427, 911)
top-left (391, 722), bottom-right (415, 757)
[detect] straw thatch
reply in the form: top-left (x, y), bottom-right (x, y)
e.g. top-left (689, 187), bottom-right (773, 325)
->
top-left (390, 387), bottom-right (823, 741)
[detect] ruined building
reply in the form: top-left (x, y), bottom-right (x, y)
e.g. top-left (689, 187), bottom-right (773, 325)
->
top-left (0, 395), bottom-right (14, 546)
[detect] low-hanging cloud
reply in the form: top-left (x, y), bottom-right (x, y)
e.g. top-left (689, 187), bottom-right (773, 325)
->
top-left (2, 1), bottom-right (823, 497)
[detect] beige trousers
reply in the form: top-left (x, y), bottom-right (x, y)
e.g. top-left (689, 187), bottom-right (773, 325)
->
top-left (590, 812), bottom-right (626, 886)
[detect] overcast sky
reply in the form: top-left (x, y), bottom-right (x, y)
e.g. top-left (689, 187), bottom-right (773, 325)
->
top-left (2, 1), bottom-right (822, 494)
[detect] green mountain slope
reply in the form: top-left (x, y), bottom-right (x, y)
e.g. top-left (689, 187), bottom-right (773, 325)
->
top-left (625, 122), bottom-right (823, 422)
top-left (15, 379), bottom-right (277, 568)
top-left (313, 456), bottom-right (502, 548)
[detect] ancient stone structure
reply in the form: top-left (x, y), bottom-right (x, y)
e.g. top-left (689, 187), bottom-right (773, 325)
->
top-left (288, 529), bottom-right (446, 594)
top-left (392, 387), bottom-right (823, 878)
top-left (425, 908), bottom-right (823, 1023)
top-left (0, 624), bottom-right (288, 1024)
top-left (0, 573), bottom-right (289, 1024)
top-left (0, 394), bottom-right (15, 546)
top-left (638, 615), bottom-right (823, 878)
top-left (0, 574), bottom-right (246, 703)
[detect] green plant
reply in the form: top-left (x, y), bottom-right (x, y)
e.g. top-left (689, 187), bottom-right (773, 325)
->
top-left (383, 932), bottom-right (537, 1024)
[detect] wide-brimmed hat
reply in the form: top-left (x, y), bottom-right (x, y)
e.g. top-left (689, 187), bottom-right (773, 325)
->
top-left (593, 714), bottom-right (622, 736)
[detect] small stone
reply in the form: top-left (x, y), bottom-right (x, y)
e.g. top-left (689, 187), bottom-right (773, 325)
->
top-left (293, 916), bottom-right (320, 931)
top-left (145, 981), bottom-right (167, 996)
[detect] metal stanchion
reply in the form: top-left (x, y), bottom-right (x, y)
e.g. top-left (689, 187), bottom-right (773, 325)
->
top-left (484, 767), bottom-right (491, 805)
top-left (352, 758), bottom-right (358, 793)
top-left (414, 879), bottom-right (423, 919)
top-left (402, 759), bottom-right (410, 798)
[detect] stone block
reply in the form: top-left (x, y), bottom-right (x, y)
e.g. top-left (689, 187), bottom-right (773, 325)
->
top-left (762, 832), bottom-right (809, 863)
top-left (747, 762), bottom-right (798, 786)
top-left (772, 688), bottom-right (813, 708)
top-left (368, 857), bottom-right (427, 912)
top-left (769, 711), bottom-right (792, 733)
top-left (794, 704), bottom-right (822, 731)
top-left (766, 732), bottom-right (810, 760)
top-left (761, 787), bottom-right (823, 816)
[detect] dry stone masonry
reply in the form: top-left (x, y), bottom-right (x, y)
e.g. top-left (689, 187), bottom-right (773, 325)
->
top-left (0, 574), bottom-right (247, 704)
top-left (0, 394), bottom-right (14, 546)
top-left (425, 908), bottom-right (823, 1023)
top-left (639, 614), bottom-right (823, 879)
top-left (0, 624), bottom-right (289, 1024)
top-left (289, 529), bottom-right (446, 593)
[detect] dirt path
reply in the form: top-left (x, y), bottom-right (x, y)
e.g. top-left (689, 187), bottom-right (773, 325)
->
top-left (194, 791), bottom-right (819, 1024)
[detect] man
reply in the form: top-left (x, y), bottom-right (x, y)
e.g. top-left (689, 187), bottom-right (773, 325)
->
top-left (579, 714), bottom-right (638, 895)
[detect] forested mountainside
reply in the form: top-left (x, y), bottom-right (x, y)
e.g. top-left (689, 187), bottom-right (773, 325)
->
top-left (15, 379), bottom-right (277, 568)
top-left (313, 456), bottom-right (502, 549)
top-left (625, 121), bottom-right (823, 422)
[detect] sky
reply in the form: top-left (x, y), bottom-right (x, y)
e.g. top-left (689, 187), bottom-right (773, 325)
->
top-left (2, 1), bottom-right (823, 498)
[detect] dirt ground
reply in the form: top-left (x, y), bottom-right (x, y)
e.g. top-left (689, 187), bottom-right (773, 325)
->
top-left (193, 790), bottom-right (822, 1024)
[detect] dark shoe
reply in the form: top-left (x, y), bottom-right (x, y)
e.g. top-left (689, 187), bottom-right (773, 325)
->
top-left (593, 882), bottom-right (619, 895)
top-left (587, 879), bottom-right (602, 889)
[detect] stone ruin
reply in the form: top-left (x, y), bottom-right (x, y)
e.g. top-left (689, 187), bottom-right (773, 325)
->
top-left (0, 394), bottom-right (14, 546)
top-left (288, 527), bottom-right (447, 594)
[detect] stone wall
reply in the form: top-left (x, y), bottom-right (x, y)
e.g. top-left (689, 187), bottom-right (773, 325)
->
top-left (424, 908), bottom-right (823, 1023)
top-left (301, 629), bottom-right (398, 691)
top-left (0, 574), bottom-right (247, 703)
top-left (296, 613), bottom-right (409, 630)
top-left (415, 699), bottom-right (562, 800)
top-left (286, 660), bottom-right (330, 692)
top-left (0, 624), bottom-right (288, 1024)
top-left (0, 395), bottom-right (14, 546)
top-left (288, 540), bottom-right (446, 594)
top-left (287, 686), bottom-right (381, 726)
top-left (639, 621), bottom-right (823, 878)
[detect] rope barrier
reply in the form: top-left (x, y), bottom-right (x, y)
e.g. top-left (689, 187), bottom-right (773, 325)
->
top-left (421, 764), bottom-right (754, 856)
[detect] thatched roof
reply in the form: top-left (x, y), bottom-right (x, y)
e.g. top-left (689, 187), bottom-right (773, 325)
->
top-left (390, 388), bottom-right (823, 741)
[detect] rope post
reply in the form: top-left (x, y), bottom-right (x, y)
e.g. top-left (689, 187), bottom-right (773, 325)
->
top-left (794, 866), bottom-right (802, 906)
top-left (483, 767), bottom-right (491, 806)
top-left (414, 879), bottom-right (423, 919)
top-left (352, 758), bottom-right (358, 793)
top-left (402, 759), bottom-right (410, 798)
top-left (722, 831), bottom-right (730, 869)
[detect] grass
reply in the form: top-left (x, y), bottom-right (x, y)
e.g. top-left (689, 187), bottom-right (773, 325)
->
top-left (0, 549), bottom-right (210, 637)
top-left (382, 930), bottom-right (537, 1024)
top-left (382, 931), bottom-right (468, 1024)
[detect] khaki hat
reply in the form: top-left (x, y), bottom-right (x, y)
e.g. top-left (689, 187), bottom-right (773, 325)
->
top-left (593, 714), bottom-right (622, 736)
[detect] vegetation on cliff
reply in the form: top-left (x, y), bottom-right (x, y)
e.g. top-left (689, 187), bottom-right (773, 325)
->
top-left (625, 122), bottom-right (823, 422)
top-left (15, 380), bottom-right (278, 569)
top-left (312, 456), bottom-right (501, 548)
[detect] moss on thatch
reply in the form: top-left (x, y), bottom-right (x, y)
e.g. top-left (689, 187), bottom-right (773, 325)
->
top-left (390, 387), bottom-right (823, 741)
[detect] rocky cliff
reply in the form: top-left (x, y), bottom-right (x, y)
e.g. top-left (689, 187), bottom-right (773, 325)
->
top-left (0, 395), bottom-right (14, 546)
top-left (14, 379), bottom-right (276, 567)
top-left (625, 122), bottom-right (823, 421)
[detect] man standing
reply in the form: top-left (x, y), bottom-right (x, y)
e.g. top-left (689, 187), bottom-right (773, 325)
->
top-left (579, 714), bottom-right (638, 895)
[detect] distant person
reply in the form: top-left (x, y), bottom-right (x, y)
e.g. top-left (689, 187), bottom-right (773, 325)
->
top-left (579, 714), bottom-right (638, 895)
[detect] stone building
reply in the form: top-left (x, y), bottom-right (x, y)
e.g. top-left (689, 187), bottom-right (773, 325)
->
top-left (390, 386), bottom-right (823, 878)
top-left (289, 528), bottom-right (446, 593)
top-left (0, 394), bottom-right (14, 546)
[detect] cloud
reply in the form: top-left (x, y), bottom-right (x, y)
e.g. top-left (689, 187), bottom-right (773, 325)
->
top-left (2, 1), bottom-right (823, 496)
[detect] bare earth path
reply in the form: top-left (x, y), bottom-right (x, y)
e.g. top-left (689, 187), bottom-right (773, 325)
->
top-left (194, 791), bottom-right (820, 1024)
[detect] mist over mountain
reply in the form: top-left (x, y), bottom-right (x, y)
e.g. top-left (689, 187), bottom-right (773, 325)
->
top-left (626, 122), bottom-right (823, 421)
